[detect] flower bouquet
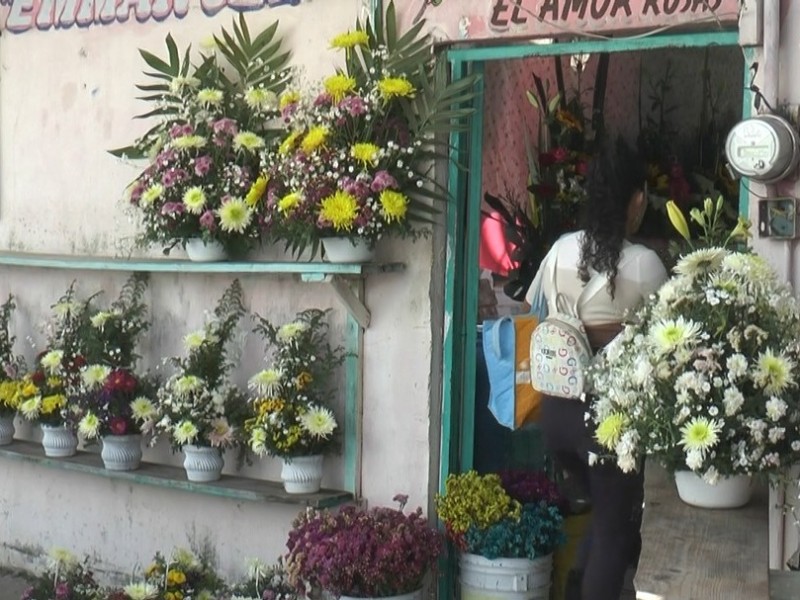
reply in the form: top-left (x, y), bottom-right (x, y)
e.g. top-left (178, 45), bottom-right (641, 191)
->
top-left (19, 284), bottom-right (97, 457)
top-left (246, 309), bottom-right (344, 493)
top-left (226, 558), bottom-right (297, 600)
top-left (21, 548), bottom-right (102, 600)
top-left (588, 245), bottom-right (800, 505)
top-left (0, 295), bottom-right (25, 444)
top-left (148, 280), bottom-right (247, 481)
top-left (285, 495), bottom-right (443, 599)
top-left (68, 274), bottom-right (156, 470)
top-left (112, 16), bottom-right (292, 259)
top-left (137, 547), bottom-right (225, 600)
top-left (262, 1), bottom-right (479, 259)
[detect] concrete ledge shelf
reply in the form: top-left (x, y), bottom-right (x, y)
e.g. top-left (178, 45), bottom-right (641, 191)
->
top-left (0, 251), bottom-right (405, 276)
top-left (0, 441), bottom-right (353, 509)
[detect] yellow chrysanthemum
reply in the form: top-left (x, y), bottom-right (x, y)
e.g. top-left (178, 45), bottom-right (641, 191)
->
top-left (279, 131), bottom-right (302, 156)
top-left (323, 74), bottom-right (356, 103)
top-left (278, 192), bottom-right (301, 215)
top-left (377, 76), bottom-right (416, 100)
top-left (245, 175), bottom-right (269, 207)
top-left (196, 88), bottom-right (223, 105)
top-left (233, 131), bottom-right (265, 152)
top-left (379, 190), bottom-right (408, 222)
top-left (41, 394), bottom-right (65, 415)
top-left (595, 413), bottom-right (627, 449)
top-left (319, 191), bottom-right (358, 231)
top-left (140, 184), bottom-right (164, 207)
top-left (330, 30), bottom-right (370, 49)
top-left (351, 142), bottom-right (380, 166)
top-left (182, 186), bottom-right (207, 215)
top-left (301, 126), bottom-right (329, 155)
top-left (0, 381), bottom-right (19, 409)
top-left (172, 135), bottom-right (207, 150)
top-left (279, 90), bottom-right (301, 110)
top-left (217, 198), bottom-right (253, 233)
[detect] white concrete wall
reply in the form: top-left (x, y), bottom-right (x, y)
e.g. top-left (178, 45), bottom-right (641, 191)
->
top-left (0, 0), bottom-right (436, 583)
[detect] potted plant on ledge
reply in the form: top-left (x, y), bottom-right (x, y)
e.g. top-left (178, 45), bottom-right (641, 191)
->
top-left (435, 470), bottom-right (566, 600)
top-left (245, 308), bottom-right (344, 494)
top-left (285, 495), bottom-right (443, 600)
top-left (0, 295), bottom-right (24, 445)
top-left (147, 280), bottom-right (248, 481)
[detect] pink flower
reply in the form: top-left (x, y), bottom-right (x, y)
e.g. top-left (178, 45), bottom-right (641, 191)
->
top-left (129, 182), bottom-right (145, 204)
top-left (156, 149), bottom-right (176, 167)
top-left (281, 104), bottom-right (298, 121)
top-left (199, 210), bottom-right (217, 231)
top-left (161, 202), bottom-right (184, 216)
top-left (169, 123), bottom-right (193, 138)
top-left (370, 170), bottom-right (398, 193)
top-left (212, 118), bottom-right (238, 136)
top-left (314, 93), bottom-right (333, 107)
top-left (208, 417), bottom-right (235, 448)
top-left (551, 147), bottom-right (569, 163)
top-left (339, 95), bottom-right (368, 116)
top-left (194, 155), bottom-right (213, 177)
top-left (55, 582), bottom-right (70, 600)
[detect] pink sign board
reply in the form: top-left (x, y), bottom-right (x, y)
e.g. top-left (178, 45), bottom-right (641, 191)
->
top-left (397, 0), bottom-right (741, 43)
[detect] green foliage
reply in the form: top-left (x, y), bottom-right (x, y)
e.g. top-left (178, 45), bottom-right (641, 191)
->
top-left (0, 295), bottom-right (24, 380)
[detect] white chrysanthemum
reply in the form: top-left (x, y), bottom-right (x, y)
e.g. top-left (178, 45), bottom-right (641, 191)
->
top-left (616, 452), bottom-right (636, 473)
top-left (723, 386), bottom-right (745, 416)
top-left (41, 350), bottom-right (64, 374)
top-left (277, 321), bottom-right (309, 342)
top-left (49, 547), bottom-right (78, 569)
top-left (702, 466), bottom-right (720, 485)
top-left (300, 406), bottom-right (337, 439)
top-left (19, 396), bottom-right (42, 419)
top-left (631, 357), bottom-right (653, 387)
top-left (649, 317), bottom-right (702, 353)
top-left (123, 583), bottom-right (159, 600)
top-left (91, 311), bottom-right (113, 329)
top-left (53, 301), bottom-right (81, 319)
top-left (78, 413), bottom-right (101, 439)
top-left (753, 350), bottom-right (795, 395)
top-left (183, 330), bottom-right (206, 351)
top-left (765, 396), bottom-right (788, 421)
top-left (678, 416), bottom-right (722, 454)
top-left (174, 420), bottom-right (199, 445)
top-left (726, 354), bottom-right (748, 381)
top-left (244, 87), bottom-right (279, 111)
top-left (250, 428), bottom-right (267, 456)
top-left (173, 375), bottom-right (203, 397)
top-left (197, 88), bottom-right (224, 105)
top-left (131, 397), bottom-right (157, 421)
top-left (685, 448), bottom-right (704, 471)
top-left (82, 364), bottom-right (111, 389)
top-left (248, 369), bottom-right (283, 396)
top-left (769, 427), bottom-right (786, 443)
top-left (674, 248), bottom-right (729, 277)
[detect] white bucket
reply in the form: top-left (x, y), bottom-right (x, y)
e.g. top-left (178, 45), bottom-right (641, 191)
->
top-left (460, 553), bottom-right (552, 600)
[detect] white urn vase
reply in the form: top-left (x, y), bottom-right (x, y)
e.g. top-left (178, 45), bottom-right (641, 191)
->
top-left (280, 455), bottom-right (324, 494)
top-left (40, 424), bottom-right (78, 458)
top-left (674, 470), bottom-right (753, 509)
top-left (0, 414), bottom-right (15, 445)
top-left (101, 434), bottom-right (143, 471)
top-left (321, 237), bottom-right (375, 263)
top-left (182, 445), bottom-right (224, 482)
top-left (185, 238), bottom-right (228, 262)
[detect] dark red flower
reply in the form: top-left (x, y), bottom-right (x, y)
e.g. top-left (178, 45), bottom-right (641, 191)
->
top-left (575, 160), bottom-right (589, 176)
top-left (108, 417), bottom-right (128, 435)
top-left (552, 147), bottom-right (569, 163)
top-left (72, 355), bottom-right (87, 369)
top-left (31, 370), bottom-right (45, 386)
top-left (538, 151), bottom-right (556, 167)
top-left (104, 369), bottom-right (138, 394)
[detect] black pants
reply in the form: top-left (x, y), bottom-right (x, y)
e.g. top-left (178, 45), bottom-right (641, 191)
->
top-left (539, 396), bottom-right (644, 600)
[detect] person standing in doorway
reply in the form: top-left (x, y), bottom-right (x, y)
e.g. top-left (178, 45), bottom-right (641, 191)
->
top-left (525, 141), bottom-right (668, 600)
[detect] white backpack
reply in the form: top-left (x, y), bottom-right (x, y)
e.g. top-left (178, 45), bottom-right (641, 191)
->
top-left (529, 246), bottom-right (614, 399)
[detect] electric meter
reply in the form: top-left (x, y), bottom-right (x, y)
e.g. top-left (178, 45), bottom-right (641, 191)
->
top-left (725, 114), bottom-right (800, 184)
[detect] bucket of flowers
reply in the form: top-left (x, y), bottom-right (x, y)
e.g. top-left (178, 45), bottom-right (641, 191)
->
top-left (0, 295), bottom-right (25, 445)
top-left (68, 274), bottom-right (157, 471)
top-left (146, 280), bottom-right (248, 482)
top-left (285, 494), bottom-right (443, 600)
top-left (18, 283), bottom-right (98, 458)
top-left (588, 200), bottom-right (800, 508)
top-left (435, 470), bottom-right (566, 600)
top-left (262, 1), bottom-right (479, 261)
top-left (21, 548), bottom-right (102, 600)
top-left (111, 16), bottom-right (292, 260)
top-left (226, 558), bottom-right (296, 600)
top-left (245, 308), bottom-right (344, 494)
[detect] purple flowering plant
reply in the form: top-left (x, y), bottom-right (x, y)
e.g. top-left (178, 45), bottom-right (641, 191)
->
top-left (285, 495), bottom-right (443, 598)
top-left (110, 16), bottom-right (291, 257)
top-left (262, 2), bottom-right (479, 258)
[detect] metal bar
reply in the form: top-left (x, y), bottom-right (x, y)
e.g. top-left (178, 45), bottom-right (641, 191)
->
top-left (739, 47), bottom-right (755, 218)
top-left (446, 31), bottom-right (740, 63)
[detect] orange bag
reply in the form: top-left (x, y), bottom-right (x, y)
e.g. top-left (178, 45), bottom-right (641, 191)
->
top-left (513, 314), bottom-right (542, 427)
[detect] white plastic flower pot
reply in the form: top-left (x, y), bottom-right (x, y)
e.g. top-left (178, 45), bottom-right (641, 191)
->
top-left (40, 424), bottom-right (78, 458)
top-left (339, 590), bottom-right (423, 600)
top-left (184, 238), bottom-right (228, 262)
top-left (280, 455), bottom-right (324, 494)
top-left (0, 415), bottom-right (15, 445)
top-left (674, 470), bottom-right (753, 509)
top-left (459, 553), bottom-right (553, 600)
top-left (101, 434), bottom-right (143, 471)
top-left (182, 444), bottom-right (224, 482)
top-left (321, 237), bottom-right (375, 263)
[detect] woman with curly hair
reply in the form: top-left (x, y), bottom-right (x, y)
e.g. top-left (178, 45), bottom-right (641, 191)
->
top-left (524, 141), bottom-right (667, 600)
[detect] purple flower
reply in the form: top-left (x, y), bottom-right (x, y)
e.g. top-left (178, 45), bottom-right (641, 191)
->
top-left (3, 362), bottom-right (17, 379)
top-left (199, 210), bottom-right (217, 231)
top-left (370, 170), bottom-right (398, 193)
top-left (170, 123), bottom-right (193, 138)
top-left (194, 155), bottom-right (213, 177)
top-left (156, 149), bottom-right (176, 167)
top-left (314, 93), bottom-right (333, 107)
top-left (339, 95), bottom-right (368, 116)
top-left (55, 582), bottom-right (70, 600)
top-left (212, 118), bottom-right (238, 136)
top-left (160, 202), bottom-right (184, 216)
top-left (281, 104), bottom-right (298, 121)
top-left (129, 182), bottom-right (145, 204)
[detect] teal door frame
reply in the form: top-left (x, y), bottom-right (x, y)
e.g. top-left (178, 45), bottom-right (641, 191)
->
top-left (440, 29), bottom-right (750, 493)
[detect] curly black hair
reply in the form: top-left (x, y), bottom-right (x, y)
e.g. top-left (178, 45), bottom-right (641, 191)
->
top-left (578, 140), bottom-right (646, 298)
